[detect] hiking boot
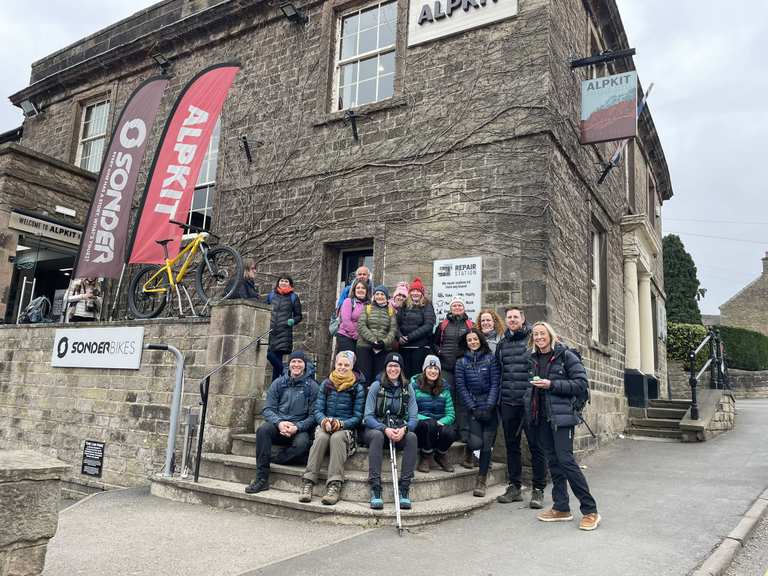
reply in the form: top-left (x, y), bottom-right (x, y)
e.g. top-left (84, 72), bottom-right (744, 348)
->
top-left (370, 485), bottom-right (383, 510)
top-left (579, 513), bottom-right (601, 531)
top-left (245, 477), bottom-right (269, 494)
top-left (298, 480), bottom-right (313, 503)
top-left (321, 481), bottom-right (342, 506)
top-left (473, 474), bottom-right (487, 497)
top-left (434, 452), bottom-right (454, 472)
top-left (417, 454), bottom-right (434, 473)
top-left (399, 482), bottom-right (412, 510)
top-left (497, 484), bottom-right (522, 503)
top-left (529, 488), bottom-right (544, 509)
top-left (461, 447), bottom-right (475, 469)
top-left (537, 508), bottom-right (573, 522)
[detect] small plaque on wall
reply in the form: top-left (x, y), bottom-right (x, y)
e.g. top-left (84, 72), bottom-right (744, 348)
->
top-left (81, 440), bottom-right (105, 478)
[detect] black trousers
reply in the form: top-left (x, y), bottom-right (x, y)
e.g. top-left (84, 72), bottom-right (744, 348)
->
top-left (467, 411), bottom-right (498, 475)
top-left (365, 428), bottom-right (417, 488)
top-left (336, 334), bottom-right (357, 355)
top-left (499, 404), bottom-right (547, 490)
top-left (255, 422), bottom-right (311, 478)
top-left (415, 419), bottom-right (457, 454)
top-left (401, 345), bottom-right (430, 380)
top-left (357, 346), bottom-right (387, 386)
top-left (533, 420), bottom-right (597, 515)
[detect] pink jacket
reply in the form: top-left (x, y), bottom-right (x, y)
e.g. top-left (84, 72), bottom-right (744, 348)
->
top-left (338, 298), bottom-right (365, 339)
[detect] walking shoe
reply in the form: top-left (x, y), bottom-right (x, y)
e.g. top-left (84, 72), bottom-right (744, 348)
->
top-left (529, 488), bottom-right (544, 509)
top-left (369, 485), bottom-right (383, 510)
top-left (434, 452), bottom-right (454, 473)
top-left (399, 482), bottom-right (412, 510)
top-left (245, 477), bottom-right (269, 494)
top-left (298, 480), bottom-right (313, 503)
top-left (496, 484), bottom-right (522, 503)
top-left (417, 454), bottom-right (433, 474)
top-left (579, 513), bottom-right (601, 531)
top-left (537, 508), bottom-right (573, 522)
top-left (461, 447), bottom-right (475, 469)
top-left (473, 474), bottom-right (487, 497)
top-left (321, 481), bottom-right (342, 506)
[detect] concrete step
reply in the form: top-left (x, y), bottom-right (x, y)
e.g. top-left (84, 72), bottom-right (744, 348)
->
top-left (199, 452), bottom-right (504, 502)
top-left (151, 475), bottom-right (506, 528)
top-left (625, 427), bottom-right (682, 440)
top-left (646, 407), bottom-right (688, 420)
top-left (231, 433), bottom-right (470, 471)
top-left (648, 399), bottom-right (691, 410)
top-left (628, 417), bottom-right (681, 430)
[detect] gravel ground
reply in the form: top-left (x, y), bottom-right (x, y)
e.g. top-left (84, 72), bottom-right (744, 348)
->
top-left (725, 512), bottom-right (768, 576)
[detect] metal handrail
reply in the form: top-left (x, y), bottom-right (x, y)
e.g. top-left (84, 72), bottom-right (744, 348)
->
top-left (688, 327), bottom-right (729, 420)
top-left (193, 328), bottom-right (272, 482)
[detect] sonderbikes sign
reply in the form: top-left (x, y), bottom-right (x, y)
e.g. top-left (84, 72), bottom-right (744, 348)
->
top-left (408, 0), bottom-right (518, 47)
top-left (51, 327), bottom-right (144, 369)
top-left (9, 211), bottom-right (81, 245)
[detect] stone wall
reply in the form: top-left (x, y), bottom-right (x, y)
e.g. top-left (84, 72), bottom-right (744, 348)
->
top-left (719, 255), bottom-right (768, 337)
top-left (727, 369), bottom-right (768, 399)
top-left (0, 302), bottom-right (269, 490)
top-left (0, 450), bottom-right (69, 576)
top-left (667, 359), bottom-right (711, 400)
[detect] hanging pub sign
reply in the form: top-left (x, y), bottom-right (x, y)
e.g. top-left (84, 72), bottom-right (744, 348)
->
top-left (408, 0), bottom-right (518, 47)
top-left (432, 256), bottom-right (482, 321)
top-left (580, 71), bottom-right (638, 144)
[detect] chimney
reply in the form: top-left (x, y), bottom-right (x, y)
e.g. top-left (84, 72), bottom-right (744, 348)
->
top-left (763, 252), bottom-right (768, 275)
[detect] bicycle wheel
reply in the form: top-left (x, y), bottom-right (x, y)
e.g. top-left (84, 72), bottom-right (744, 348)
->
top-left (195, 245), bottom-right (244, 305)
top-left (128, 265), bottom-right (169, 319)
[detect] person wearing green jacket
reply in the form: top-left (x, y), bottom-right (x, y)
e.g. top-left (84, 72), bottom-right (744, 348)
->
top-left (413, 355), bottom-right (457, 473)
top-left (356, 285), bottom-right (397, 387)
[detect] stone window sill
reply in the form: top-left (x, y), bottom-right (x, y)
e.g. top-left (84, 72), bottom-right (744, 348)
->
top-left (589, 340), bottom-right (612, 357)
top-left (312, 96), bottom-right (408, 127)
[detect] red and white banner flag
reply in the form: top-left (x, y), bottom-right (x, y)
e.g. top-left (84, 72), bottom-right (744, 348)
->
top-left (128, 63), bottom-right (240, 264)
top-left (75, 76), bottom-right (169, 278)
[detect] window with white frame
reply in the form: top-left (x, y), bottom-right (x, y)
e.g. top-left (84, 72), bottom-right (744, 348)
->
top-left (187, 119), bottom-right (220, 232)
top-left (590, 225), bottom-right (608, 344)
top-left (75, 99), bottom-right (110, 173)
top-left (334, 0), bottom-right (397, 111)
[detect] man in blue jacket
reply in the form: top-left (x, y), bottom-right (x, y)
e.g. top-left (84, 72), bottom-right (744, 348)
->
top-left (245, 350), bottom-right (319, 494)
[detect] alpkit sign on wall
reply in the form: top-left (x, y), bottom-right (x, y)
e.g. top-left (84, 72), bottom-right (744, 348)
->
top-left (408, 0), bottom-right (518, 47)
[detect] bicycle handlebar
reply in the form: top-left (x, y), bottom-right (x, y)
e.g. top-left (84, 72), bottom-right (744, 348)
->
top-left (170, 220), bottom-right (219, 240)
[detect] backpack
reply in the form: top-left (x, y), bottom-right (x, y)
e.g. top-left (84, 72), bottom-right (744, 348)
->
top-left (365, 303), bottom-right (394, 317)
top-left (438, 318), bottom-right (473, 347)
top-left (23, 296), bottom-right (51, 324)
top-left (267, 291), bottom-right (297, 305)
top-left (561, 347), bottom-right (590, 415)
top-left (375, 383), bottom-right (410, 425)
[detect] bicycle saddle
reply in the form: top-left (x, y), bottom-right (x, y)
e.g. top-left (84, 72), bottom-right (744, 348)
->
top-left (155, 238), bottom-right (173, 246)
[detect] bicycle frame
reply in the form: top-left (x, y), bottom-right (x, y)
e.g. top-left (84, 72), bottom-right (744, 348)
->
top-left (141, 233), bottom-right (208, 294)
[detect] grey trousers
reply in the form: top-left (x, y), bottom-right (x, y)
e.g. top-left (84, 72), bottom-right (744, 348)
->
top-left (365, 428), bottom-right (417, 488)
top-left (303, 427), bottom-right (353, 485)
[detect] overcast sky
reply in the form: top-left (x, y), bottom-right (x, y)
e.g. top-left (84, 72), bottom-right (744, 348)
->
top-left (2, 1), bottom-right (765, 315)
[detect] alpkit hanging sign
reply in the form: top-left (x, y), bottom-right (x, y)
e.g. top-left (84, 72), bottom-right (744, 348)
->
top-left (408, 0), bottom-right (518, 47)
top-left (581, 71), bottom-right (638, 144)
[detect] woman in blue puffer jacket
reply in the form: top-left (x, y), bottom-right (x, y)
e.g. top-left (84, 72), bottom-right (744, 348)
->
top-left (454, 328), bottom-right (500, 497)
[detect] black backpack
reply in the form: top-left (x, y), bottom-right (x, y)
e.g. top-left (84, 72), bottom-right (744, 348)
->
top-left (23, 296), bottom-right (51, 324)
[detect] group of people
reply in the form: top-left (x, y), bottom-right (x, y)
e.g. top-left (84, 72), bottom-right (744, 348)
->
top-left (248, 266), bottom-right (601, 531)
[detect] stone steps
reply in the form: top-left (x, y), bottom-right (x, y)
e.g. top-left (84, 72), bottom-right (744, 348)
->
top-left (646, 407), bottom-right (688, 420)
top-left (200, 452), bottom-right (504, 502)
top-left (628, 417), bottom-right (682, 430)
top-left (151, 475), bottom-right (506, 528)
top-left (648, 399), bottom-right (691, 411)
top-left (625, 427), bottom-right (682, 441)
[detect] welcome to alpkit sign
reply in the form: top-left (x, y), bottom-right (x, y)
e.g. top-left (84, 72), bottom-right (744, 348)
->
top-left (408, 0), bottom-right (518, 47)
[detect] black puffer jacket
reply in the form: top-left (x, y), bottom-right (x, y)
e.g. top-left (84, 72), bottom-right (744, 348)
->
top-left (267, 291), bottom-right (302, 353)
top-left (524, 342), bottom-right (588, 429)
top-left (496, 324), bottom-right (532, 406)
top-left (433, 313), bottom-right (472, 372)
top-left (397, 301), bottom-right (436, 347)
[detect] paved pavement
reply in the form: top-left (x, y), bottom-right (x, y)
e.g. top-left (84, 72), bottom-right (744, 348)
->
top-left (726, 512), bottom-right (768, 576)
top-left (44, 399), bottom-right (768, 576)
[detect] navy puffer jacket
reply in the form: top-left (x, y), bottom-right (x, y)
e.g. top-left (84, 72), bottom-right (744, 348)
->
top-left (314, 378), bottom-right (365, 430)
top-left (433, 314), bottom-right (472, 372)
top-left (454, 351), bottom-right (500, 412)
top-left (496, 324), bottom-right (532, 406)
top-left (262, 372), bottom-right (319, 432)
top-left (397, 301), bottom-right (436, 347)
top-left (524, 342), bottom-right (588, 429)
top-left (267, 291), bottom-right (302, 353)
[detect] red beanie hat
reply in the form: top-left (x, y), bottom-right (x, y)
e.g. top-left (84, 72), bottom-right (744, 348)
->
top-left (410, 277), bottom-right (426, 295)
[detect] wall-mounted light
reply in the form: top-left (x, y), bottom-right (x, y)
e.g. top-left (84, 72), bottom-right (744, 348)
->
top-left (240, 135), bottom-right (263, 163)
top-left (19, 99), bottom-right (39, 118)
top-left (280, 3), bottom-right (309, 25)
top-left (151, 53), bottom-right (172, 74)
top-left (55, 205), bottom-right (77, 217)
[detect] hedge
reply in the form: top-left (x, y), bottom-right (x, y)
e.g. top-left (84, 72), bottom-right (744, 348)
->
top-left (667, 322), bottom-right (768, 371)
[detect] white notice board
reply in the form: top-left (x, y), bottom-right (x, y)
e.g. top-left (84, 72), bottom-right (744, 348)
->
top-left (432, 256), bottom-right (482, 321)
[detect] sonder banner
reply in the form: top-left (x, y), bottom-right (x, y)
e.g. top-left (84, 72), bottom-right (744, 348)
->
top-left (580, 71), bottom-right (638, 144)
top-left (74, 76), bottom-right (169, 279)
top-left (51, 326), bottom-right (144, 369)
top-left (128, 63), bottom-right (240, 264)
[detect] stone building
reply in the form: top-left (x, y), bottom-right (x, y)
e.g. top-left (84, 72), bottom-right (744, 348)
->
top-left (720, 252), bottom-right (768, 337)
top-left (3, 0), bottom-right (672, 440)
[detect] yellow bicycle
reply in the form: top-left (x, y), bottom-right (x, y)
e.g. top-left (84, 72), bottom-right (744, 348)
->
top-left (127, 220), bottom-right (243, 318)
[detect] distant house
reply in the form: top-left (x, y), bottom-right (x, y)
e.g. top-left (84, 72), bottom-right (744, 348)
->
top-left (719, 253), bottom-right (768, 336)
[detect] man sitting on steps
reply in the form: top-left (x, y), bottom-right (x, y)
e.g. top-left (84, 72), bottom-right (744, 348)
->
top-left (245, 350), bottom-right (319, 494)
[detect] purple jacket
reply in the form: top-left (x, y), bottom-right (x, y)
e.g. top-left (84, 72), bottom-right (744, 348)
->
top-left (338, 297), bottom-right (365, 339)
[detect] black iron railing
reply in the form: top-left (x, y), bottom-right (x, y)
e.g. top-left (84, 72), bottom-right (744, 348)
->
top-left (688, 327), bottom-right (729, 420)
top-left (194, 328), bottom-right (271, 482)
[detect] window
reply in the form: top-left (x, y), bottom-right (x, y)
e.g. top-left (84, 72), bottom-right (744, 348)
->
top-left (587, 24), bottom-right (608, 80)
top-left (647, 170), bottom-right (658, 230)
top-left (187, 119), bottom-right (220, 232)
top-left (590, 225), bottom-right (608, 344)
top-left (75, 99), bottom-right (110, 172)
top-left (626, 140), bottom-right (636, 213)
top-left (333, 0), bottom-right (397, 111)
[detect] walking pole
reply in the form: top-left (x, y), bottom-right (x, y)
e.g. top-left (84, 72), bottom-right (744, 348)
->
top-left (386, 411), bottom-right (403, 536)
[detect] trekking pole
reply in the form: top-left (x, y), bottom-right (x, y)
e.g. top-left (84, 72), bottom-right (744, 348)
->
top-left (386, 411), bottom-right (403, 536)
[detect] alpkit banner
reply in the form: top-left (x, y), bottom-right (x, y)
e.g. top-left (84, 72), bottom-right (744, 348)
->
top-left (128, 63), bottom-right (240, 264)
top-left (580, 71), bottom-right (638, 144)
top-left (74, 76), bottom-right (169, 278)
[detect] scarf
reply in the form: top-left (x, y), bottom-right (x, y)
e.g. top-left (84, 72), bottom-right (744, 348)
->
top-left (276, 285), bottom-right (294, 296)
top-left (329, 369), bottom-right (356, 392)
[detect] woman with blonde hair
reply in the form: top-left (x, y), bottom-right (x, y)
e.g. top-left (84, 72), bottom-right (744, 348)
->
top-left (475, 308), bottom-right (504, 354)
top-left (526, 321), bottom-right (600, 531)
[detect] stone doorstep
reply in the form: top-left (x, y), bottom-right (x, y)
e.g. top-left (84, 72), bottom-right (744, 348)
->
top-left (150, 475), bottom-right (506, 528)
top-left (199, 453), bottom-right (504, 502)
top-left (646, 407), bottom-right (688, 420)
top-left (627, 417), bottom-right (681, 430)
top-left (624, 428), bottom-right (682, 441)
top-left (647, 399), bottom-right (691, 410)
